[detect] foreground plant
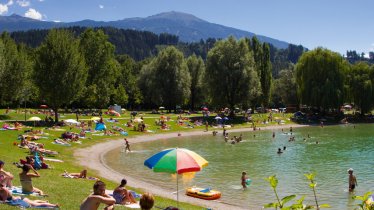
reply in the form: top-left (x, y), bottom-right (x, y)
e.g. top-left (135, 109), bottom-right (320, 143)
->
top-left (353, 191), bottom-right (374, 210)
top-left (304, 173), bottom-right (330, 210)
top-left (264, 174), bottom-right (330, 210)
top-left (264, 175), bottom-right (296, 209)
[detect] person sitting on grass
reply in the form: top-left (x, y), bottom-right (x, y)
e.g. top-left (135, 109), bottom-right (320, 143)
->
top-left (139, 192), bottom-right (154, 210)
top-left (0, 183), bottom-right (59, 208)
top-left (0, 161), bottom-right (13, 188)
top-left (80, 180), bottom-right (115, 210)
top-left (112, 178), bottom-right (137, 205)
top-left (19, 164), bottom-right (45, 196)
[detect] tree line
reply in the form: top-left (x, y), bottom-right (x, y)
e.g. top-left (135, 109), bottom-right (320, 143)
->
top-left (0, 28), bottom-right (373, 122)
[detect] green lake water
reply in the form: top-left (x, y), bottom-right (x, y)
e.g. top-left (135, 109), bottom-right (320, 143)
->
top-left (103, 124), bottom-right (374, 209)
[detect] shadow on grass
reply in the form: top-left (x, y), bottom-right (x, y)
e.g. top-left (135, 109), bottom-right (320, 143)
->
top-left (0, 115), bottom-right (11, 120)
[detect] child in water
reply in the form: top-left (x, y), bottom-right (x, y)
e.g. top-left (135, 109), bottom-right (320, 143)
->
top-left (241, 171), bottom-right (248, 189)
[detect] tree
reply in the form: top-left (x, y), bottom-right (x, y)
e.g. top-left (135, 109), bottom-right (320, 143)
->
top-left (259, 43), bottom-right (272, 107)
top-left (0, 39), bottom-right (4, 81)
top-left (272, 64), bottom-right (298, 107)
top-left (347, 62), bottom-right (374, 114)
top-left (186, 54), bottom-right (205, 110)
top-left (139, 46), bottom-right (191, 111)
top-left (35, 29), bottom-right (87, 122)
top-left (79, 28), bottom-right (120, 108)
top-left (296, 48), bottom-right (347, 111)
top-left (115, 54), bottom-right (142, 109)
top-left (0, 33), bottom-right (33, 106)
top-left (206, 36), bottom-right (261, 109)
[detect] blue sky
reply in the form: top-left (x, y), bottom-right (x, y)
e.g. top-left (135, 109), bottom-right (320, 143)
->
top-left (1, 0), bottom-right (373, 56)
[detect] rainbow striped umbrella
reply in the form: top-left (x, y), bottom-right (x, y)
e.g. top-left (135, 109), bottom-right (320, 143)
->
top-left (144, 148), bottom-right (208, 174)
top-left (144, 148), bottom-right (208, 205)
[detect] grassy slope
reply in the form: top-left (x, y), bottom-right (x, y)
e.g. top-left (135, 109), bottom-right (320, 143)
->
top-left (0, 109), bottom-right (293, 209)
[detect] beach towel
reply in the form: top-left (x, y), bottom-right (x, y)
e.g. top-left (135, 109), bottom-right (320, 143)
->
top-left (52, 141), bottom-right (71, 147)
top-left (43, 158), bottom-right (63, 163)
top-left (6, 198), bottom-right (31, 208)
top-left (5, 199), bottom-right (59, 209)
top-left (9, 186), bottom-right (42, 197)
top-left (120, 131), bottom-right (128, 136)
top-left (115, 202), bottom-right (141, 209)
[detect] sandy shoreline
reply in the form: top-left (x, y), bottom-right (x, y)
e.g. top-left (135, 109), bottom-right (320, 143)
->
top-left (74, 124), bottom-right (308, 210)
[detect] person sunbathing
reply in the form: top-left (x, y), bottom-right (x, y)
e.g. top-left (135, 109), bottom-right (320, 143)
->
top-left (19, 164), bottom-right (45, 196)
top-left (63, 169), bottom-right (87, 178)
top-left (112, 178), bottom-right (136, 205)
top-left (62, 169), bottom-right (98, 180)
top-left (80, 181), bottom-right (115, 210)
top-left (0, 184), bottom-right (58, 208)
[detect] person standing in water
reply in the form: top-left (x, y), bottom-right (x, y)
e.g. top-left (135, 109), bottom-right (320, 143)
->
top-left (124, 138), bottom-right (131, 152)
top-left (241, 171), bottom-right (248, 189)
top-left (348, 168), bottom-right (358, 192)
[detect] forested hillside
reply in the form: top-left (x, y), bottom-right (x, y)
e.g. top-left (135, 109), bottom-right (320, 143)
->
top-left (10, 26), bottom-right (304, 78)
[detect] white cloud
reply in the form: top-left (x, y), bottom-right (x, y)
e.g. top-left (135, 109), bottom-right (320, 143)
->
top-left (0, 4), bottom-right (8, 14)
top-left (7, 0), bottom-right (14, 6)
top-left (38, 0), bottom-right (44, 2)
top-left (17, 0), bottom-right (30, 7)
top-left (25, 8), bottom-right (42, 20)
top-left (99, 4), bottom-right (104, 9)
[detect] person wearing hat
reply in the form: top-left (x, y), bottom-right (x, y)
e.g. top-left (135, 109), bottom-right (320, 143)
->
top-left (348, 168), bottom-right (357, 192)
top-left (0, 160), bottom-right (14, 188)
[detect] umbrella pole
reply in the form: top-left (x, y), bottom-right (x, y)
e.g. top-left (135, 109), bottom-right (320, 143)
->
top-left (176, 173), bottom-right (179, 208)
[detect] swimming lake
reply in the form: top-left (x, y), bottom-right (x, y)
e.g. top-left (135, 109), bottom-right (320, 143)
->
top-left (103, 124), bottom-right (374, 209)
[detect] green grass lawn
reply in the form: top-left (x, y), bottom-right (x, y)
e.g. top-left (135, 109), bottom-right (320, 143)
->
top-left (0, 109), bottom-right (294, 209)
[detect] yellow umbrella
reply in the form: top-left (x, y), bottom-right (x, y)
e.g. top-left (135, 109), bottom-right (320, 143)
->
top-left (91, 117), bottom-right (101, 121)
top-left (28, 116), bottom-right (41, 121)
top-left (28, 116), bottom-right (41, 127)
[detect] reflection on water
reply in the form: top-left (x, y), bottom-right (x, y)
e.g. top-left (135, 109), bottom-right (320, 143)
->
top-left (104, 124), bottom-right (374, 209)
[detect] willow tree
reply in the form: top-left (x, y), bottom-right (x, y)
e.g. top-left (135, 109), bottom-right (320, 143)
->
top-left (186, 54), bottom-right (205, 110)
top-left (347, 62), bottom-right (374, 114)
top-left (139, 46), bottom-right (191, 111)
top-left (206, 36), bottom-right (261, 109)
top-left (296, 48), bottom-right (348, 110)
top-left (272, 64), bottom-right (298, 106)
top-left (35, 29), bottom-right (87, 122)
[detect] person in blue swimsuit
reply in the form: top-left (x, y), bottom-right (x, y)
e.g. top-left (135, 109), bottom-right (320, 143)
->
top-left (113, 178), bottom-right (137, 204)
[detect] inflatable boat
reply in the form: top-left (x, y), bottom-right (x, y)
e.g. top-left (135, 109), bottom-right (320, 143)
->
top-left (186, 187), bottom-right (221, 200)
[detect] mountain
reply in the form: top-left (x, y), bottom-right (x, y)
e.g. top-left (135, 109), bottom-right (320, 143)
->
top-left (0, 11), bottom-right (289, 49)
